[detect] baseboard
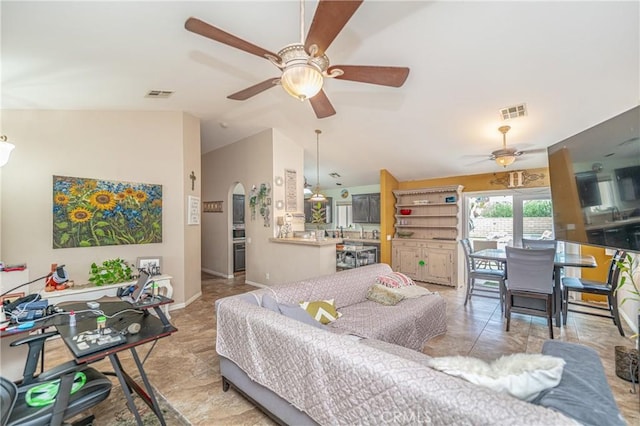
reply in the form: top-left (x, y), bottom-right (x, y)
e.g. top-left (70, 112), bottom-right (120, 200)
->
top-left (244, 280), bottom-right (268, 289)
top-left (183, 291), bottom-right (202, 308)
top-left (201, 268), bottom-right (233, 279)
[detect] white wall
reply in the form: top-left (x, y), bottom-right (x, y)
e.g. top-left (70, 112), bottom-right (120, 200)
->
top-left (202, 128), bottom-right (317, 285)
top-left (0, 110), bottom-right (200, 306)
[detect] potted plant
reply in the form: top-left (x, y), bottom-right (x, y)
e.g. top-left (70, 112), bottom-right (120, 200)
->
top-left (614, 253), bottom-right (639, 383)
top-left (89, 258), bottom-right (133, 286)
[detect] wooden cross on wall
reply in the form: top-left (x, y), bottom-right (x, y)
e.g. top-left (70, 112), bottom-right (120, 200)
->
top-left (189, 171), bottom-right (196, 191)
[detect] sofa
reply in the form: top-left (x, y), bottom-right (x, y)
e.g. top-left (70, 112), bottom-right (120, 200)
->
top-left (215, 264), bottom-right (624, 425)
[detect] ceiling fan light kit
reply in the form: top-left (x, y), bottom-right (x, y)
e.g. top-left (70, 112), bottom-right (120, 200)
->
top-left (278, 44), bottom-right (327, 101)
top-left (184, 0), bottom-right (409, 118)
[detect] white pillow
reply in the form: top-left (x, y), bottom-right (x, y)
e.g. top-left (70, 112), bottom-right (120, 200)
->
top-left (393, 285), bottom-right (432, 299)
top-left (427, 353), bottom-right (565, 401)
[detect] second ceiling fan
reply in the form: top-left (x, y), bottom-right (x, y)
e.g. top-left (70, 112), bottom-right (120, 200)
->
top-left (185, 0), bottom-right (410, 119)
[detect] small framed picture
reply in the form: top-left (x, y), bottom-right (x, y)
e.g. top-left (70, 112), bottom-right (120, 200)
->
top-left (136, 257), bottom-right (162, 276)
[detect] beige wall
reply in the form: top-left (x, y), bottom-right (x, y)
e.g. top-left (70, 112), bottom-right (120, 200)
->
top-left (181, 113), bottom-right (203, 304)
top-left (0, 110), bottom-right (200, 306)
top-left (202, 128), bottom-right (336, 286)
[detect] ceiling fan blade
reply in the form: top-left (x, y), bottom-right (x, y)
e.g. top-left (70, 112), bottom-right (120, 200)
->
top-left (309, 90), bottom-right (336, 119)
top-left (329, 65), bottom-right (410, 87)
top-left (305, 0), bottom-right (363, 56)
top-left (227, 78), bottom-right (280, 101)
top-left (185, 17), bottom-right (281, 61)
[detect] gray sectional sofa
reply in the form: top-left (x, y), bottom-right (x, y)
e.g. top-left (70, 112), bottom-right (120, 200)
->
top-left (215, 264), bottom-right (624, 425)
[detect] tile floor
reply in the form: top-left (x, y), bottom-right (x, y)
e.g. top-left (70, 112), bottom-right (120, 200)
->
top-left (40, 272), bottom-right (639, 425)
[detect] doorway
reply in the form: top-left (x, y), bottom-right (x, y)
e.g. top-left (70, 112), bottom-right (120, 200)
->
top-left (464, 188), bottom-right (554, 249)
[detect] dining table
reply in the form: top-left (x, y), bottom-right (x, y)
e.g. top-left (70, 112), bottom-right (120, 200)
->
top-left (468, 248), bottom-right (597, 326)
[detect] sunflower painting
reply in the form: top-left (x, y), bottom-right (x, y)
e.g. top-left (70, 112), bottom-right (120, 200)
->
top-left (53, 175), bottom-right (162, 248)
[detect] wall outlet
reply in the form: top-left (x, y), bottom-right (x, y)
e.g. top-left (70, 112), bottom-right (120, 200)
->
top-left (386, 234), bottom-right (392, 241)
top-left (265, 273), bottom-right (270, 280)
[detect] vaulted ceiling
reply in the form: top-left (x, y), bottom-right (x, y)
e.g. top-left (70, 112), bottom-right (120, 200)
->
top-left (2, 1), bottom-right (638, 188)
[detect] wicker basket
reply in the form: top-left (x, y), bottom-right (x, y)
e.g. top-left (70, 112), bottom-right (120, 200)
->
top-left (614, 346), bottom-right (639, 382)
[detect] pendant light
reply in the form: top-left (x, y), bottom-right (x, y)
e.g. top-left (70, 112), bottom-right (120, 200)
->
top-left (309, 129), bottom-right (326, 202)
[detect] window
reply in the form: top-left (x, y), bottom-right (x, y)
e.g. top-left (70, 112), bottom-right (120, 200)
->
top-left (335, 203), bottom-right (352, 229)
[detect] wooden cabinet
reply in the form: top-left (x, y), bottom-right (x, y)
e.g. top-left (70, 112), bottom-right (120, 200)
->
top-left (393, 241), bottom-right (420, 279)
top-left (392, 240), bottom-right (456, 286)
top-left (232, 194), bottom-right (245, 224)
top-left (352, 193), bottom-right (380, 223)
top-left (304, 197), bottom-right (332, 224)
top-left (391, 185), bottom-right (463, 287)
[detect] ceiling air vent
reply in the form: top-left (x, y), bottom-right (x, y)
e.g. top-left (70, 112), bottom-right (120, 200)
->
top-left (145, 90), bottom-right (174, 99)
top-left (500, 103), bottom-right (527, 120)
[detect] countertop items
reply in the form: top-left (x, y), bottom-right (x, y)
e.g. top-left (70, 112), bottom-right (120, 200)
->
top-left (342, 238), bottom-right (381, 244)
top-left (269, 237), bottom-right (343, 247)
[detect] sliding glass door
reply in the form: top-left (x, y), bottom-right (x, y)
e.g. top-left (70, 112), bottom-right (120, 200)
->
top-left (464, 188), bottom-right (553, 249)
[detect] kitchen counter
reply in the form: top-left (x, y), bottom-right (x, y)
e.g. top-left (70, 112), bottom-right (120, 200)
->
top-left (342, 238), bottom-right (381, 244)
top-left (269, 237), bottom-right (343, 247)
top-left (585, 216), bottom-right (640, 231)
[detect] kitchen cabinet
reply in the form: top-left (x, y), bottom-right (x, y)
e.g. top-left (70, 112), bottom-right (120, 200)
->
top-left (233, 241), bottom-right (245, 272)
top-left (304, 197), bottom-right (332, 224)
top-left (586, 229), bottom-right (605, 247)
top-left (352, 193), bottom-right (380, 223)
top-left (391, 185), bottom-right (463, 287)
top-left (233, 194), bottom-right (245, 224)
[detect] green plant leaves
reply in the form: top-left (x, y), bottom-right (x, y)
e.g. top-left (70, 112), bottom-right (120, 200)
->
top-left (88, 258), bottom-right (132, 286)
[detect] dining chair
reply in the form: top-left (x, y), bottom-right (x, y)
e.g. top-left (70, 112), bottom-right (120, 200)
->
top-left (471, 239), bottom-right (500, 270)
top-left (522, 238), bottom-right (558, 250)
top-left (561, 249), bottom-right (627, 336)
top-left (460, 239), bottom-right (507, 311)
top-left (505, 246), bottom-right (556, 338)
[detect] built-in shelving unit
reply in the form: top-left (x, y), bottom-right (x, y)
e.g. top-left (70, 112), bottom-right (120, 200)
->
top-left (391, 185), bottom-right (463, 287)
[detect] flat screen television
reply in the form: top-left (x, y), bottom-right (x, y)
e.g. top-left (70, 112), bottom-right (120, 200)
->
top-left (547, 106), bottom-right (640, 252)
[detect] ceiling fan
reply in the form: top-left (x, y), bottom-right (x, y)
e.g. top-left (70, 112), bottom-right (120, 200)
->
top-left (491, 125), bottom-right (523, 167)
top-left (184, 0), bottom-right (410, 119)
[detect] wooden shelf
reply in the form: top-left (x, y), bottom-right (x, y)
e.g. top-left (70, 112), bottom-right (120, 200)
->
top-left (391, 185), bottom-right (464, 287)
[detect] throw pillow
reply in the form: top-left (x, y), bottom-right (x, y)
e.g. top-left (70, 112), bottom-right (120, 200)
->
top-left (366, 284), bottom-right (405, 306)
top-left (394, 285), bottom-right (432, 299)
top-left (261, 294), bottom-right (280, 312)
top-left (427, 353), bottom-right (565, 401)
top-left (278, 303), bottom-right (327, 330)
top-left (375, 272), bottom-right (415, 288)
top-left (261, 294), bottom-right (326, 329)
top-left (299, 299), bottom-right (342, 324)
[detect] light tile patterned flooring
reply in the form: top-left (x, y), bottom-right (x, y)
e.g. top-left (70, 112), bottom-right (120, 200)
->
top-left (40, 272), bottom-right (639, 425)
